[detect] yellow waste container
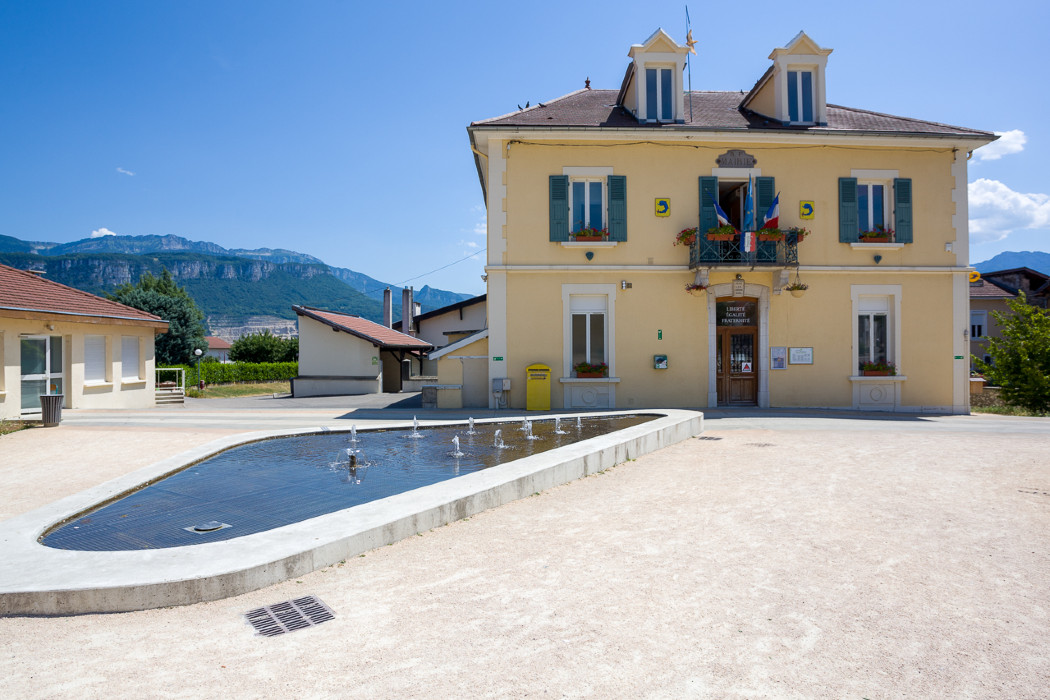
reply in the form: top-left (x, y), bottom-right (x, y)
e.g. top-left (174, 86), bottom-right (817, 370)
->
top-left (525, 363), bottom-right (551, 411)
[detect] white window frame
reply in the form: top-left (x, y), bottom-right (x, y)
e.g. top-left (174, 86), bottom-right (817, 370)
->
top-left (561, 284), bottom-right (616, 379)
top-left (121, 335), bottom-right (142, 381)
top-left (645, 65), bottom-right (675, 122)
top-left (970, 310), bottom-right (987, 340)
top-left (851, 286), bottom-right (902, 375)
top-left (857, 181), bottom-right (891, 234)
top-left (787, 69), bottom-right (815, 124)
top-left (569, 177), bottom-right (606, 233)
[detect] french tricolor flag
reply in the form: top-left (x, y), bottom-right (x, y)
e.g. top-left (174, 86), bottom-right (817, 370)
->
top-left (763, 192), bottom-right (781, 229)
top-left (713, 199), bottom-right (733, 228)
top-left (741, 231), bottom-right (756, 253)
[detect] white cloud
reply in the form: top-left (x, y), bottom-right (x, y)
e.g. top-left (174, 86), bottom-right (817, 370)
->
top-left (90, 227), bottom-right (118, 238)
top-left (968, 178), bottom-right (1050, 242)
top-left (973, 130), bottom-right (1026, 162)
top-left (471, 205), bottom-right (486, 236)
top-left (116, 167), bottom-right (135, 176)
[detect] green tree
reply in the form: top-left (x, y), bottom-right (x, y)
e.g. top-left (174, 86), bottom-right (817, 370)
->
top-left (230, 330), bottom-right (298, 363)
top-left (975, 293), bottom-right (1050, 414)
top-left (108, 269), bottom-right (207, 365)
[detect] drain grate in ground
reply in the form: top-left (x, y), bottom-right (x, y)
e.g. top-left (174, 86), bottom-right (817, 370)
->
top-left (245, 595), bottom-right (335, 636)
top-left (696, 436), bottom-right (722, 440)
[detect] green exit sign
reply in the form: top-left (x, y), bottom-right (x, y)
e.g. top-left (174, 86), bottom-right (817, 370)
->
top-left (492, 356), bottom-right (504, 361)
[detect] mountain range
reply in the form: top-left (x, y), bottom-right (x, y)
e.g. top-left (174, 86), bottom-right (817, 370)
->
top-left (0, 233), bottom-right (473, 339)
top-left (973, 250), bottom-right (1050, 277)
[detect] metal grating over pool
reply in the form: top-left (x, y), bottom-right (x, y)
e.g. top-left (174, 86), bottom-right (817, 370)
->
top-left (246, 596), bottom-right (335, 636)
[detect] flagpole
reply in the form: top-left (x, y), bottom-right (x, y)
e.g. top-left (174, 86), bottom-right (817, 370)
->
top-left (685, 5), bottom-right (693, 123)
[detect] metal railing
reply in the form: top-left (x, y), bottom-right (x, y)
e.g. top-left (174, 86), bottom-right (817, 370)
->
top-left (690, 232), bottom-right (800, 269)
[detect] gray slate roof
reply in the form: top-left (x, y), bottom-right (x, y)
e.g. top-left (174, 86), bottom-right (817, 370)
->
top-left (471, 89), bottom-right (992, 139)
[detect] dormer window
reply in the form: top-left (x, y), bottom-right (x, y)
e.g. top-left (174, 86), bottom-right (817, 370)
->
top-left (618, 29), bottom-right (690, 124)
top-left (646, 67), bottom-right (674, 121)
top-left (787, 70), bottom-right (815, 124)
top-left (740, 32), bottom-right (831, 127)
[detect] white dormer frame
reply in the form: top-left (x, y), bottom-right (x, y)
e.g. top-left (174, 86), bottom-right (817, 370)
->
top-left (769, 32), bottom-right (832, 126)
top-left (625, 29), bottom-right (690, 124)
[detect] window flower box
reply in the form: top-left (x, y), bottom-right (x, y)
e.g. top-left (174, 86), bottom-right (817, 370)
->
top-left (860, 360), bottom-right (897, 376)
top-left (757, 228), bottom-right (783, 242)
top-left (571, 227), bottom-right (608, 242)
top-left (706, 225), bottom-right (738, 242)
top-left (573, 361), bottom-right (608, 378)
top-left (786, 226), bottom-right (809, 242)
top-left (859, 226), bottom-right (894, 243)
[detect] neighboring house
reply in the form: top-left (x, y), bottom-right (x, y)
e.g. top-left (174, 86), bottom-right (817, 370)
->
top-left (291, 305), bottom-right (432, 397)
top-left (392, 295), bottom-right (488, 404)
top-left (393, 294), bottom-right (487, 349)
top-left (0, 264), bottom-right (168, 419)
top-left (467, 29), bottom-right (995, 412)
top-left (969, 268), bottom-right (1050, 368)
top-left (204, 336), bottom-right (232, 363)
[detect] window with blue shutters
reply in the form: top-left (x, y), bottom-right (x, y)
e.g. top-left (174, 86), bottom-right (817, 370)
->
top-left (550, 173), bottom-right (627, 242)
top-left (840, 175), bottom-right (914, 243)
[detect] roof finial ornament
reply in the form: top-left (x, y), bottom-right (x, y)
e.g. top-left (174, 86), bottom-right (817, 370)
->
top-left (585, 76), bottom-right (591, 89)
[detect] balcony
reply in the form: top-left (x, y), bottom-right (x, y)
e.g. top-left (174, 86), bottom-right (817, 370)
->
top-left (690, 231), bottom-right (800, 270)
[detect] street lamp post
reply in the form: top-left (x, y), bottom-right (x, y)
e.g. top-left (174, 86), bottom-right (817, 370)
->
top-left (194, 348), bottom-right (203, 390)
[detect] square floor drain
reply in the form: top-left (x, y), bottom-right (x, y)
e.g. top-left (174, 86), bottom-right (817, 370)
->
top-left (245, 595), bottom-right (335, 637)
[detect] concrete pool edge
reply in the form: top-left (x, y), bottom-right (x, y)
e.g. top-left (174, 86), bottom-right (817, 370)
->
top-left (0, 409), bottom-right (702, 616)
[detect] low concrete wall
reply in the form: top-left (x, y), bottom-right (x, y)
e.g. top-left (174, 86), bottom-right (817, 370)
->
top-left (291, 375), bottom-right (381, 397)
top-left (0, 410), bottom-right (702, 615)
top-left (402, 376), bottom-right (438, 392)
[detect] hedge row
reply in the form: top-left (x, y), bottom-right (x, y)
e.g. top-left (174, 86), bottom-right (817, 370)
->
top-left (160, 362), bottom-right (298, 385)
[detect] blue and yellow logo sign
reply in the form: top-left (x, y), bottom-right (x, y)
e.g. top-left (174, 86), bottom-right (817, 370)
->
top-left (969, 270), bottom-right (981, 283)
top-left (655, 198), bottom-right (670, 217)
top-left (799, 201), bottom-right (815, 220)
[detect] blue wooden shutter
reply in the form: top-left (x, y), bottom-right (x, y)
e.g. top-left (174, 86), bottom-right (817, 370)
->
top-left (839, 177), bottom-right (859, 242)
top-left (607, 175), bottom-right (627, 241)
top-left (699, 176), bottom-right (718, 233)
top-left (756, 177), bottom-right (775, 226)
top-left (894, 178), bottom-right (913, 243)
top-left (549, 175), bottom-right (569, 242)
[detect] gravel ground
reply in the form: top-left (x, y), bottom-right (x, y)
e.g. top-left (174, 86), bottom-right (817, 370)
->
top-left (1, 413), bottom-right (1048, 698)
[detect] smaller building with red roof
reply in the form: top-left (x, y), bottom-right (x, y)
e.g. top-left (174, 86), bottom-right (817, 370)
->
top-left (0, 263), bottom-right (169, 419)
top-left (292, 305), bottom-right (432, 397)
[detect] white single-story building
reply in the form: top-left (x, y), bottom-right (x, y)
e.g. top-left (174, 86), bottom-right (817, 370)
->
top-left (0, 264), bottom-right (169, 419)
top-left (291, 305), bottom-right (433, 397)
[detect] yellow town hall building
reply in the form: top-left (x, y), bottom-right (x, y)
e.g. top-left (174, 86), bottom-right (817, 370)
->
top-left (463, 30), bottom-right (995, 412)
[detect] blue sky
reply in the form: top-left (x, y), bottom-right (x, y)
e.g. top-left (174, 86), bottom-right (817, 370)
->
top-left (2, 1), bottom-right (1047, 296)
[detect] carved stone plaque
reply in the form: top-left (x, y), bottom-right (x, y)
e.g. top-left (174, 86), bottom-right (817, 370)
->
top-left (716, 149), bottom-right (757, 168)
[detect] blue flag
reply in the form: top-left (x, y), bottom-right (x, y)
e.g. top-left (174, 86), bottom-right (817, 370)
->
top-left (743, 177), bottom-right (755, 233)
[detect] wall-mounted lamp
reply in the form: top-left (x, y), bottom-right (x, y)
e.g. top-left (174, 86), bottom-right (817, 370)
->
top-left (585, 251), bottom-right (594, 261)
top-left (620, 280), bottom-right (632, 290)
top-left (46, 323), bottom-right (55, 331)
top-left (874, 255), bottom-right (882, 265)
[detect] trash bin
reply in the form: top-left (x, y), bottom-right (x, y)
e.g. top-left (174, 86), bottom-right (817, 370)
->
top-left (40, 394), bottom-right (64, 427)
top-left (525, 363), bottom-right (551, 411)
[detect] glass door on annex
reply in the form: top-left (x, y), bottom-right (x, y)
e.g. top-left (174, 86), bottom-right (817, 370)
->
top-left (20, 335), bottom-right (63, 414)
top-left (715, 298), bottom-right (758, 406)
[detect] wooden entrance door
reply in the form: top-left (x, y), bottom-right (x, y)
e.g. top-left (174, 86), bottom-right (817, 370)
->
top-left (715, 297), bottom-right (758, 406)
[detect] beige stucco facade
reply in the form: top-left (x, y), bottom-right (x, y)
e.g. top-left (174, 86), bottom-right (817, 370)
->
top-left (1, 316), bottom-right (160, 420)
top-left (469, 31), bottom-right (994, 413)
top-left (293, 314), bottom-right (383, 397)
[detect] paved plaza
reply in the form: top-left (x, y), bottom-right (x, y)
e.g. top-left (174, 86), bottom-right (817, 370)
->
top-left (1, 398), bottom-right (1048, 698)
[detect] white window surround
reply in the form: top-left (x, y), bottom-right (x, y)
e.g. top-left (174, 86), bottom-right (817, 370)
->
top-left (771, 39), bottom-right (831, 126)
top-left (561, 283), bottom-right (617, 380)
top-left (850, 169), bottom-right (899, 245)
top-left (562, 166), bottom-right (613, 177)
top-left (971, 310), bottom-right (988, 339)
top-left (787, 69), bottom-right (816, 124)
top-left (644, 65), bottom-right (676, 122)
top-left (850, 286), bottom-right (905, 410)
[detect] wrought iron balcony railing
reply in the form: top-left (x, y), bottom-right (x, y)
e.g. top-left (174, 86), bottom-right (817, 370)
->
top-left (689, 233), bottom-right (800, 269)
